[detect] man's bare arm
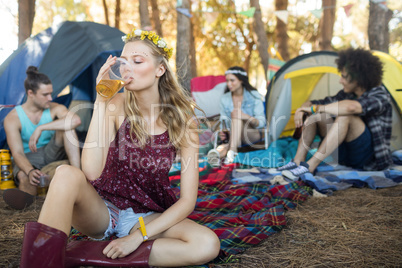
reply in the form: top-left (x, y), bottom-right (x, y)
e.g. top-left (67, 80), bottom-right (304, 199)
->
top-left (4, 111), bottom-right (35, 176)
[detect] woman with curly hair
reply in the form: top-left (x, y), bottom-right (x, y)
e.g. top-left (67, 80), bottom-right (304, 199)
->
top-left (278, 48), bottom-right (393, 180)
top-left (19, 28), bottom-right (220, 267)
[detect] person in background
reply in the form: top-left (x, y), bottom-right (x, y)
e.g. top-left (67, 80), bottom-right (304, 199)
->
top-left (279, 48), bottom-right (393, 180)
top-left (3, 66), bottom-right (81, 210)
top-left (207, 66), bottom-right (266, 166)
top-left (18, 28), bottom-right (220, 267)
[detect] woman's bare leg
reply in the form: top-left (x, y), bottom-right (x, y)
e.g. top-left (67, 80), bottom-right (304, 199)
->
top-left (139, 217), bottom-right (220, 267)
top-left (38, 165), bottom-right (110, 238)
top-left (229, 117), bottom-right (243, 152)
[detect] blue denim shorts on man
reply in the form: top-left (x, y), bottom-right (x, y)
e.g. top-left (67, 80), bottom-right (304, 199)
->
top-left (338, 126), bottom-right (374, 169)
top-left (92, 200), bottom-right (154, 240)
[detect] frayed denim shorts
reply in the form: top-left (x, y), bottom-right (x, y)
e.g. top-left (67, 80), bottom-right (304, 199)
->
top-left (93, 200), bottom-right (154, 240)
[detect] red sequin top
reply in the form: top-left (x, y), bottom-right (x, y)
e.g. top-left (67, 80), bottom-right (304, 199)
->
top-left (90, 117), bottom-right (178, 212)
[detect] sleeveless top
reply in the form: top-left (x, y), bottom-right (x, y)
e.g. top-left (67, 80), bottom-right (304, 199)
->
top-left (91, 117), bottom-right (178, 212)
top-left (15, 105), bottom-right (55, 153)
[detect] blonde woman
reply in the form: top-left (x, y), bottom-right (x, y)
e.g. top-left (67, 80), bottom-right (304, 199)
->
top-left (19, 29), bottom-right (220, 267)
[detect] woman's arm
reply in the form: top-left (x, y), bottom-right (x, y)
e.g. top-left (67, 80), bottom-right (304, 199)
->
top-left (81, 96), bottom-right (123, 181)
top-left (251, 93), bottom-right (266, 128)
top-left (81, 56), bottom-right (121, 181)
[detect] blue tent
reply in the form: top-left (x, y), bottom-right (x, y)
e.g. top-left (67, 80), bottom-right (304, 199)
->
top-left (0, 21), bottom-right (125, 148)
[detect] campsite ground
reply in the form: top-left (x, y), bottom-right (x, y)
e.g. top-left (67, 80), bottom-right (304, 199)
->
top-left (1, 184), bottom-right (401, 268)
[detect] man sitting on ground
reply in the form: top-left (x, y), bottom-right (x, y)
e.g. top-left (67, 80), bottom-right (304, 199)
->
top-left (279, 48), bottom-right (393, 180)
top-left (3, 66), bottom-right (81, 209)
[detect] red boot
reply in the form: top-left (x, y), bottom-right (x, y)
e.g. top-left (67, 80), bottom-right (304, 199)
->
top-left (65, 240), bottom-right (154, 267)
top-left (20, 222), bottom-right (68, 268)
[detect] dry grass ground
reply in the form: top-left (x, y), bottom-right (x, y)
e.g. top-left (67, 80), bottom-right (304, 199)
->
top-left (1, 185), bottom-right (401, 268)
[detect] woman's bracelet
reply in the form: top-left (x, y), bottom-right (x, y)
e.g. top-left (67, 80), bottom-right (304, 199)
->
top-left (311, 105), bottom-right (316, 114)
top-left (138, 216), bottom-right (148, 242)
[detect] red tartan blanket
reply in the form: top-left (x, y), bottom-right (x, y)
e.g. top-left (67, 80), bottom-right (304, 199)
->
top-left (170, 164), bottom-right (311, 257)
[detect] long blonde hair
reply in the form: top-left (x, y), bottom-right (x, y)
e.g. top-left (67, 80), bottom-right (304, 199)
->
top-left (123, 37), bottom-right (202, 149)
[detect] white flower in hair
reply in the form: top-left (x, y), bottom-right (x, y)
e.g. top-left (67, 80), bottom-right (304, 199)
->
top-left (134, 29), bottom-right (142, 36)
top-left (121, 36), bottom-right (127, 42)
top-left (157, 39), bottom-right (166, 48)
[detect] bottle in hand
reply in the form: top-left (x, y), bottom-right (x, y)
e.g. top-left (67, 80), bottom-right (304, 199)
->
top-left (221, 120), bottom-right (230, 144)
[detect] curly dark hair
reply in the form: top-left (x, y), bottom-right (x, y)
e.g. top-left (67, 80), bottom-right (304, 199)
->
top-left (224, 66), bottom-right (257, 93)
top-left (336, 48), bottom-right (383, 91)
top-left (24, 66), bottom-right (52, 94)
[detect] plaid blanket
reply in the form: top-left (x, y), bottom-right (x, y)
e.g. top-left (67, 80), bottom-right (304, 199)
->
top-left (171, 164), bottom-right (311, 257)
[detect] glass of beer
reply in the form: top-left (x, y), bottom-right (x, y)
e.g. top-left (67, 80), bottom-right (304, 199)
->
top-left (96, 58), bottom-right (134, 99)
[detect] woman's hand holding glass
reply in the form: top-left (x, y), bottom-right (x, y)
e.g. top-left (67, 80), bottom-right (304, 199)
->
top-left (96, 56), bottom-right (134, 99)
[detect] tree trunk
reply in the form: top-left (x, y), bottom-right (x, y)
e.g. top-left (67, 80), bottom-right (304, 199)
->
top-left (115, 0), bottom-right (121, 29)
top-left (18, 0), bottom-right (36, 45)
top-left (319, 0), bottom-right (336, 51)
top-left (275, 0), bottom-right (290, 61)
top-left (368, 2), bottom-right (393, 52)
top-left (102, 0), bottom-right (109, 26)
top-left (190, 20), bottom-right (197, 78)
top-left (250, 0), bottom-right (270, 80)
top-left (149, 0), bottom-right (163, 36)
top-left (139, 0), bottom-right (152, 30)
top-left (176, 0), bottom-right (192, 91)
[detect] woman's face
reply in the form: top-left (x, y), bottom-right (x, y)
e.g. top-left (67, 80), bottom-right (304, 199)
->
top-left (225, 74), bottom-right (242, 92)
top-left (120, 41), bottom-right (165, 92)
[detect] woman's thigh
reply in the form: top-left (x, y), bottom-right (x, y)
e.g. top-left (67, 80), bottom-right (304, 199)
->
top-left (52, 166), bottom-right (112, 238)
top-left (153, 217), bottom-right (216, 242)
top-left (40, 165), bottom-right (110, 238)
top-left (70, 181), bottom-right (110, 239)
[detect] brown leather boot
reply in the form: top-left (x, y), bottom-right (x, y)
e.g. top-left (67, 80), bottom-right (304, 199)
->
top-left (65, 240), bottom-right (154, 267)
top-left (20, 222), bottom-right (68, 268)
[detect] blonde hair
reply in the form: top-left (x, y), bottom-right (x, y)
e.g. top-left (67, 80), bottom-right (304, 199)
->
top-left (124, 37), bottom-right (202, 149)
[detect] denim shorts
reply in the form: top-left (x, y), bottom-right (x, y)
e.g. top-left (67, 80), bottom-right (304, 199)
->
top-left (93, 200), bottom-right (154, 240)
top-left (338, 126), bottom-right (374, 169)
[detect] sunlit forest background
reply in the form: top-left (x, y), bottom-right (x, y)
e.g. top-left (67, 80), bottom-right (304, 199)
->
top-left (2, 0), bottom-right (401, 92)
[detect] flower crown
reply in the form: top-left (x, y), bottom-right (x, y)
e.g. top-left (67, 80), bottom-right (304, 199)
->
top-left (122, 28), bottom-right (173, 59)
top-left (225, 69), bottom-right (248, 77)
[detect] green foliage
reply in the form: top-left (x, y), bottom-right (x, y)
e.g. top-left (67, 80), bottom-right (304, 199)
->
top-left (33, 0), bottom-right (88, 34)
top-left (29, 0), bottom-right (402, 79)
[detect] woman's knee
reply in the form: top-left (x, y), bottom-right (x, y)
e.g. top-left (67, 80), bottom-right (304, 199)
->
top-left (191, 229), bottom-right (220, 264)
top-left (50, 165), bottom-right (86, 189)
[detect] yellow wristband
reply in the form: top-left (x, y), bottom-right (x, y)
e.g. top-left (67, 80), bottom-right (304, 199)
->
top-left (138, 216), bottom-right (148, 241)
